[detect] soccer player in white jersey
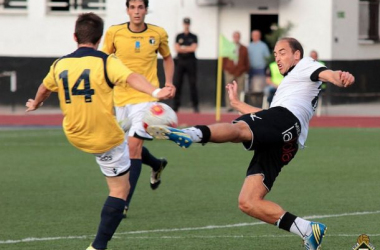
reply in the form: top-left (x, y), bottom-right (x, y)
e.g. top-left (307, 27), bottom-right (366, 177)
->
top-left (147, 37), bottom-right (355, 250)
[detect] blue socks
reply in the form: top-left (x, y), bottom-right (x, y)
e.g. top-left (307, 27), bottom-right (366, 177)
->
top-left (92, 196), bottom-right (125, 250)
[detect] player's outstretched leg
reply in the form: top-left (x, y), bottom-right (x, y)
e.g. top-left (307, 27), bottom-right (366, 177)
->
top-left (147, 125), bottom-right (193, 148)
top-left (147, 122), bottom-right (252, 147)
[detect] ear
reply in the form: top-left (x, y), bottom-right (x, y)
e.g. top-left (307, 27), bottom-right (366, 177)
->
top-left (73, 33), bottom-right (78, 43)
top-left (294, 50), bottom-right (301, 60)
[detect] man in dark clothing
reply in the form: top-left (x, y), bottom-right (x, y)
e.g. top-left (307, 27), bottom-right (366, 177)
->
top-left (173, 17), bottom-right (199, 113)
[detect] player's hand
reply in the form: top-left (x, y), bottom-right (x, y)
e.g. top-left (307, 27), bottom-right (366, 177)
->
top-left (165, 82), bottom-right (176, 98)
top-left (226, 81), bottom-right (240, 103)
top-left (156, 87), bottom-right (172, 100)
top-left (25, 99), bottom-right (43, 112)
top-left (339, 71), bottom-right (355, 87)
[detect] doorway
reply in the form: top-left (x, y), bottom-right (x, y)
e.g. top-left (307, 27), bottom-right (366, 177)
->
top-left (250, 14), bottom-right (278, 49)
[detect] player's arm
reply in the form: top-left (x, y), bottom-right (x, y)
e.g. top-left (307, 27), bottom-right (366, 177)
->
top-left (25, 83), bottom-right (52, 112)
top-left (318, 70), bottom-right (355, 88)
top-left (183, 42), bottom-right (198, 53)
top-left (126, 73), bottom-right (172, 100)
top-left (162, 54), bottom-right (176, 97)
top-left (227, 81), bottom-right (262, 114)
top-left (159, 29), bottom-right (176, 97)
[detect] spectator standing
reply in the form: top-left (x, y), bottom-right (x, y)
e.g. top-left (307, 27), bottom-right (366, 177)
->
top-left (264, 61), bottom-right (283, 107)
top-left (173, 18), bottom-right (199, 113)
top-left (222, 31), bottom-right (249, 112)
top-left (248, 30), bottom-right (270, 106)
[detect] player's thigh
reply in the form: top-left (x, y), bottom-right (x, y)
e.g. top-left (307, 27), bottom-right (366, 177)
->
top-left (208, 121), bottom-right (252, 143)
top-left (94, 141), bottom-right (131, 199)
top-left (106, 172), bottom-right (130, 200)
top-left (128, 136), bottom-right (144, 158)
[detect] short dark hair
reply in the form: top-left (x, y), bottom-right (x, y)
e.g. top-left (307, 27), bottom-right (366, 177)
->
top-left (279, 37), bottom-right (304, 59)
top-left (75, 13), bottom-right (103, 45)
top-left (126, 0), bottom-right (149, 8)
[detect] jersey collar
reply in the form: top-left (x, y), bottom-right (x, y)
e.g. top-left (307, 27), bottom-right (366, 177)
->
top-left (127, 22), bottom-right (148, 33)
top-left (283, 65), bottom-right (295, 76)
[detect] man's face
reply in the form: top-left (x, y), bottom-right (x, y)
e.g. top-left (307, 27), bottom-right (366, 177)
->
top-left (310, 51), bottom-right (318, 61)
top-left (252, 31), bottom-right (260, 42)
top-left (127, 0), bottom-right (147, 25)
top-left (233, 32), bottom-right (240, 43)
top-left (273, 40), bottom-right (300, 75)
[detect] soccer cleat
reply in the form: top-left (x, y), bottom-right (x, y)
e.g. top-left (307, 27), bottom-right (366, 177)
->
top-left (147, 125), bottom-right (192, 148)
top-left (122, 206), bottom-right (128, 219)
top-left (303, 222), bottom-right (327, 250)
top-left (150, 158), bottom-right (168, 190)
top-left (86, 244), bottom-right (97, 250)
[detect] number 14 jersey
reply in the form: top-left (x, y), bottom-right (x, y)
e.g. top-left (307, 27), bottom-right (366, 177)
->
top-left (43, 47), bottom-right (132, 153)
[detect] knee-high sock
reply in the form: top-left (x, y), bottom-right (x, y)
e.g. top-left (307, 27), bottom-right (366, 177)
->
top-left (141, 146), bottom-right (161, 171)
top-left (125, 159), bottom-right (142, 208)
top-left (92, 196), bottom-right (125, 250)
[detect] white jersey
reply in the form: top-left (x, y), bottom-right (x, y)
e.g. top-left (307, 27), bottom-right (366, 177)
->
top-left (270, 57), bottom-right (326, 147)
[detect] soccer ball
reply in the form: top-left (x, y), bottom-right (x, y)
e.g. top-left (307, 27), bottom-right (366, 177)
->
top-left (143, 103), bottom-right (178, 129)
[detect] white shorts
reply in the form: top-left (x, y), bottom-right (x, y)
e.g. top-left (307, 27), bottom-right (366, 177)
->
top-left (94, 141), bottom-right (130, 177)
top-left (115, 102), bottom-right (156, 140)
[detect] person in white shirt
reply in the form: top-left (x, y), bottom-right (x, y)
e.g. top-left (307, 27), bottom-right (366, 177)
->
top-left (147, 37), bottom-right (355, 250)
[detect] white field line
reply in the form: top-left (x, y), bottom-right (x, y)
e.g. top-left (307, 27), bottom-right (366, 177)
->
top-left (1, 210), bottom-right (379, 244)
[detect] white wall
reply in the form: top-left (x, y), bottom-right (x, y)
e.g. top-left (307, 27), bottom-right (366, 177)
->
top-left (219, 0), bottom-right (279, 48)
top-left (0, 0), bottom-right (220, 59)
top-left (332, 0), bottom-right (380, 60)
top-left (279, 0), bottom-right (333, 61)
top-left (1, 0), bottom-right (380, 60)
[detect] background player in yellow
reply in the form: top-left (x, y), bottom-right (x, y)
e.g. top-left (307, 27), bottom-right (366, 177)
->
top-left (102, 0), bottom-right (176, 217)
top-left (25, 13), bottom-right (171, 250)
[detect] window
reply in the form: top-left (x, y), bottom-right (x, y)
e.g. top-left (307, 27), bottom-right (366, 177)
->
top-left (359, 0), bottom-right (379, 41)
top-left (47, 0), bottom-right (106, 14)
top-left (0, 0), bottom-right (27, 13)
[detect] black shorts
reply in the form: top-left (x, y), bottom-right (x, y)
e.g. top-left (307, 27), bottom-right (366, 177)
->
top-left (233, 107), bottom-right (301, 190)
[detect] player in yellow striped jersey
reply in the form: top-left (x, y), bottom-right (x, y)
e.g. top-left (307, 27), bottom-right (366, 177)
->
top-left (102, 0), bottom-right (176, 217)
top-left (25, 13), bottom-right (172, 250)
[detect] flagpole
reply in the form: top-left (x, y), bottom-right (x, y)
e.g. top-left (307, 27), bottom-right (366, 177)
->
top-left (216, 36), bottom-right (223, 122)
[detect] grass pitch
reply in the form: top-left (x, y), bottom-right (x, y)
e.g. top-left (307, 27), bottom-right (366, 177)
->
top-left (0, 128), bottom-right (379, 250)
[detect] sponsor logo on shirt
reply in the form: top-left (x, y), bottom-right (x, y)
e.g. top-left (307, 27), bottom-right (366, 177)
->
top-left (135, 41), bottom-right (140, 53)
top-left (149, 36), bottom-right (156, 45)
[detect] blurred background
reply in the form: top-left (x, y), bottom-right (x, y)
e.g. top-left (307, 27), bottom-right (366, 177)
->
top-left (0, 0), bottom-right (379, 115)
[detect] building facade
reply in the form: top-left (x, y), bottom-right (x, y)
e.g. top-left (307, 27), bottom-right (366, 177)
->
top-left (0, 0), bottom-right (379, 107)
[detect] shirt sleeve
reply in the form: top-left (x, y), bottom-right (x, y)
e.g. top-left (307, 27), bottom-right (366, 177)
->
top-left (42, 60), bottom-right (59, 92)
top-left (106, 54), bottom-right (133, 87)
top-left (101, 28), bottom-right (115, 54)
top-left (299, 57), bottom-right (327, 82)
top-left (159, 29), bottom-right (171, 58)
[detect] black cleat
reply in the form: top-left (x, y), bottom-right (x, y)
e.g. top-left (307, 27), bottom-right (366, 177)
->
top-left (150, 158), bottom-right (168, 190)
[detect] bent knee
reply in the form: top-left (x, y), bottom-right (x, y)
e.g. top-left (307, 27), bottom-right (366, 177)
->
top-left (238, 196), bottom-right (262, 217)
